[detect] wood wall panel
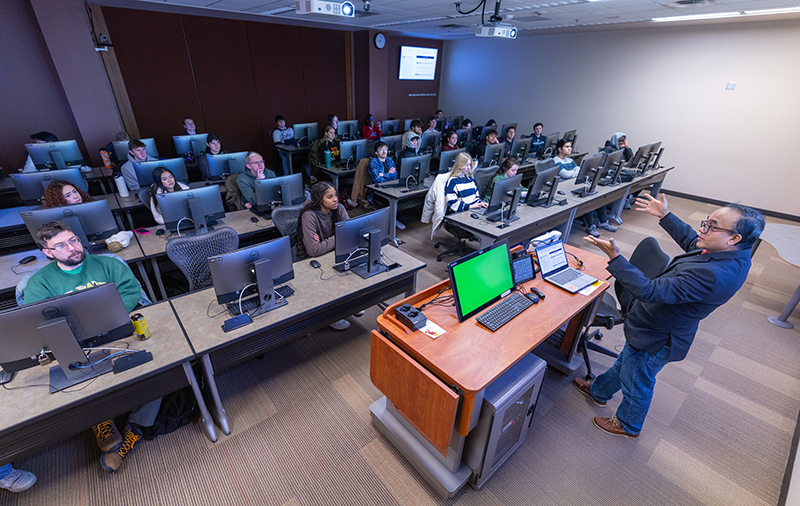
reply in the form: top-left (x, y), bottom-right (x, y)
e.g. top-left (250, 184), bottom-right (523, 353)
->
top-left (299, 27), bottom-right (348, 127)
top-left (103, 7), bottom-right (201, 156)
top-left (352, 31), bottom-right (371, 123)
top-left (182, 16), bottom-right (263, 154)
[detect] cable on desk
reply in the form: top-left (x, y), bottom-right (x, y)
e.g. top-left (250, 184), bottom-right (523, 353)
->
top-left (566, 251), bottom-right (585, 270)
top-left (417, 287), bottom-right (456, 311)
top-left (207, 298), bottom-right (226, 318)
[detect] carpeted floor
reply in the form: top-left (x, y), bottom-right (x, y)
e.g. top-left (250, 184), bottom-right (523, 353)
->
top-left (4, 195), bottom-right (799, 506)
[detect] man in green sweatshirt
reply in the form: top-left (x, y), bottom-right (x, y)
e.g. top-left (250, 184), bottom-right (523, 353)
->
top-left (24, 220), bottom-right (146, 474)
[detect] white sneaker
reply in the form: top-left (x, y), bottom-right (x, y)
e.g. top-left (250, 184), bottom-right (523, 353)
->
top-left (586, 225), bottom-right (601, 238)
top-left (597, 221), bottom-right (618, 232)
top-left (346, 198), bottom-right (359, 209)
top-left (396, 221), bottom-right (406, 230)
top-left (330, 319), bottom-right (350, 331)
top-left (0, 468), bottom-right (37, 492)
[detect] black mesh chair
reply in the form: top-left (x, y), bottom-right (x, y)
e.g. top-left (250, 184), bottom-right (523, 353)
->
top-left (578, 236), bottom-right (671, 380)
top-left (165, 227), bottom-right (239, 292)
top-left (271, 204), bottom-right (304, 238)
top-left (473, 164), bottom-right (499, 198)
top-left (137, 186), bottom-right (151, 207)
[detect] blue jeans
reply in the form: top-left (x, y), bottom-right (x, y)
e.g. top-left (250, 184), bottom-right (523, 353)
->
top-left (590, 342), bottom-right (671, 435)
top-left (0, 463), bottom-right (11, 479)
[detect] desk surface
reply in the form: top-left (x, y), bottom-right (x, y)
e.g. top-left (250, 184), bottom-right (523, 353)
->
top-left (0, 249), bottom-right (49, 292)
top-left (760, 223), bottom-right (800, 267)
top-left (0, 300), bottom-right (195, 464)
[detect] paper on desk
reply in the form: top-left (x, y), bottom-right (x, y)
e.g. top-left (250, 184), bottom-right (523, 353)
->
top-left (579, 280), bottom-right (603, 296)
top-left (420, 321), bottom-right (446, 339)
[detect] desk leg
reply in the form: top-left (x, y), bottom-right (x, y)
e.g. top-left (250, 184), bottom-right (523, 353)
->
top-left (650, 178), bottom-right (665, 196)
top-left (200, 354), bottom-right (231, 434)
top-left (557, 208), bottom-right (578, 238)
top-left (768, 284), bottom-right (800, 329)
top-left (331, 173), bottom-right (339, 190)
top-left (124, 210), bottom-right (135, 231)
top-left (151, 258), bottom-right (168, 301)
top-left (182, 362), bottom-right (217, 442)
top-left (388, 198), bottom-right (402, 247)
top-left (608, 188), bottom-right (630, 226)
top-left (136, 261), bottom-right (157, 303)
top-left (279, 151), bottom-right (293, 176)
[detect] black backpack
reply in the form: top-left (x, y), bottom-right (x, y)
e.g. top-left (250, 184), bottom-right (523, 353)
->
top-left (136, 387), bottom-right (197, 440)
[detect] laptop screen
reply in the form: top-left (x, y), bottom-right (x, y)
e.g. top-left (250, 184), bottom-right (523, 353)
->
top-left (536, 240), bottom-right (569, 276)
top-left (448, 240), bottom-right (513, 322)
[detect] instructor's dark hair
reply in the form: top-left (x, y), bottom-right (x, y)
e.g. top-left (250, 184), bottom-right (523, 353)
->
top-left (725, 203), bottom-right (765, 249)
top-left (296, 182), bottom-right (338, 259)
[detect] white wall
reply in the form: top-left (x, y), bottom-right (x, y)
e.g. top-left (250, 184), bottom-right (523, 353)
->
top-left (439, 19), bottom-right (800, 217)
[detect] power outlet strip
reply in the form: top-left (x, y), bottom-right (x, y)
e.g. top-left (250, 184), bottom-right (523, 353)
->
top-left (395, 304), bottom-right (427, 331)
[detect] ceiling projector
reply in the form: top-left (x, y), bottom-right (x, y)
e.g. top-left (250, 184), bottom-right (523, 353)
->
top-left (475, 22), bottom-right (517, 38)
top-left (295, 0), bottom-right (355, 17)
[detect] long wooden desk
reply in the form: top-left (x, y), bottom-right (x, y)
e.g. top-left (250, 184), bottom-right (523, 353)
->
top-left (0, 300), bottom-right (216, 466)
top-left (370, 245), bottom-right (610, 496)
top-left (445, 165), bottom-right (673, 249)
top-left (275, 144), bottom-right (309, 176)
top-left (367, 177), bottom-right (432, 246)
top-left (170, 247), bottom-right (426, 436)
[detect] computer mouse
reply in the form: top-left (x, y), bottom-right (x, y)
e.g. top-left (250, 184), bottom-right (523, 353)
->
top-left (19, 255), bottom-right (37, 266)
top-left (470, 213), bottom-right (480, 219)
top-left (557, 190), bottom-right (565, 195)
top-left (156, 229), bottom-right (166, 236)
top-left (310, 260), bottom-right (321, 269)
top-left (250, 217), bottom-right (259, 223)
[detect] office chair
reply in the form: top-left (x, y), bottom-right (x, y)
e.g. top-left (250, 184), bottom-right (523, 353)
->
top-left (473, 164), bottom-right (499, 198)
top-left (577, 236), bottom-right (670, 380)
top-left (137, 186), bottom-right (151, 208)
top-left (165, 227), bottom-right (239, 292)
top-left (423, 172), bottom-right (480, 262)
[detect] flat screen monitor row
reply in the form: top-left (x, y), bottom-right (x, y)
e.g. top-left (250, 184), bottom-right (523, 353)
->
top-left (1, 206), bottom-right (393, 391)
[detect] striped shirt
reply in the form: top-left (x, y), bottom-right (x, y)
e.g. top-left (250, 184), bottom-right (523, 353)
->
top-left (445, 175), bottom-right (483, 213)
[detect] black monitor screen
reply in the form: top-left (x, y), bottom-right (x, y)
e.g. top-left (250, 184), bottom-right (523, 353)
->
top-left (173, 134), bottom-right (209, 158)
top-left (25, 141), bottom-right (84, 170)
top-left (11, 168), bottom-right (88, 205)
top-left (157, 185), bottom-right (225, 232)
top-left (482, 143), bottom-right (504, 167)
top-left (438, 148), bottom-right (467, 173)
top-left (398, 154), bottom-right (432, 183)
top-left (293, 123), bottom-right (319, 146)
top-left (21, 200), bottom-right (118, 244)
top-left (486, 173), bottom-right (523, 214)
top-left (254, 173), bottom-right (305, 214)
top-left (209, 236), bottom-right (294, 304)
top-left (207, 152), bottom-right (248, 177)
top-left (339, 139), bottom-right (368, 164)
top-left (134, 159), bottom-right (189, 188)
top-left (337, 120), bottom-right (359, 140)
top-left (334, 207), bottom-right (390, 263)
top-left (509, 137), bottom-right (532, 161)
top-left (448, 240), bottom-right (513, 322)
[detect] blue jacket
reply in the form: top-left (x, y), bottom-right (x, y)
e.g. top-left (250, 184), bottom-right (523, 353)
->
top-left (606, 212), bottom-right (752, 362)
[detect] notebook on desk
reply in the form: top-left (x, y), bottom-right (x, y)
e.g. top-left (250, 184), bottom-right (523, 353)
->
top-left (535, 240), bottom-right (597, 293)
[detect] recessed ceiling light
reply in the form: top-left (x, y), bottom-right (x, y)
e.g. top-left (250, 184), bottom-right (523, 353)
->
top-left (652, 11), bottom-right (741, 22)
top-left (744, 7), bottom-right (800, 16)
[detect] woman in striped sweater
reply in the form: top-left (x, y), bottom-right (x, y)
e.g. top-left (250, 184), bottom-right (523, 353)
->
top-left (445, 152), bottom-right (488, 213)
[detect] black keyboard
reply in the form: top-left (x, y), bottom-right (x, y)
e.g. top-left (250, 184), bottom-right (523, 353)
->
top-left (548, 269), bottom-right (583, 285)
top-left (226, 285), bottom-right (295, 315)
top-left (476, 292), bottom-right (534, 332)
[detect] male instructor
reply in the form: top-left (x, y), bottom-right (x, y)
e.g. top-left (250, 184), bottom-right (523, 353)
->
top-left (575, 194), bottom-right (764, 438)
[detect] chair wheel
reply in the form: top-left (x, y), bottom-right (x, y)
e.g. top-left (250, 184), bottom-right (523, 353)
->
top-left (434, 244), bottom-right (440, 249)
top-left (585, 373), bottom-right (595, 381)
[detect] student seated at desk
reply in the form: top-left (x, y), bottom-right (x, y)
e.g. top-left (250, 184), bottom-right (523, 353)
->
top-left (423, 116), bottom-right (438, 135)
top-left (434, 109), bottom-right (444, 131)
top-left (196, 134), bottom-right (224, 181)
top-left (397, 133), bottom-right (421, 164)
top-left (368, 142), bottom-right (397, 184)
top-left (470, 129), bottom-right (499, 163)
top-left (237, 151), bottom-right (276, 210)
top-left (401, 119), bottom-right (423, 150)
top-left (553, 139), bottom-right (618, 238)
top-left (149, 167), bottom-right (190, 225)
top-left (308, 126), bottom-right (341, 184)
top-left (327, 114), bottom-right (338, 132)
top-left (601, 132), bottom-right (633, 162)
top-left (445, 152), bottom-right (488, 213)
top-left (272, 115), bottom-right (294, 146)
top-left (502, 125), bottom-right (516, 158)
top-left (462, 118), bottom-right (473, 130)
top-left (24, 220), bottom-right (156, 474)
top-left (120, 139), bottom-right (158, 191)
top-left (43, 180), bottom-right (94, 207)
top-left (182, 116), bottom-right (197, 135)
top-left (483, 157), bottom-right (527, 201)
top-left (296, 182), bottom-right (354, 331)
top-left (361, 114), bottom-right (382, 140)
top-left (22, 131), bottom-right (58, 173)
top-left (530, 122), bottom-right (545, 157)
top-left (441, 129), bottom-right (460, 152)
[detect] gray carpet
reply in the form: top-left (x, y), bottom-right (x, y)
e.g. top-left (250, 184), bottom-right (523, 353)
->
top-left (4, 196), bottom-right (799, 506)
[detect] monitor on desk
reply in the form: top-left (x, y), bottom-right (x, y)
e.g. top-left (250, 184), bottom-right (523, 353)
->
top-left (485, 173), bottom-right (523, 224)
top-left (207, 152), bottom-right (248, 178)
top-left (509, 137), bottom-right (533, 162)
top-left (438, 148), bottom-right (467, 173)
top-left (382, 119), bottom-right (400, 135)
top-left (477, 126), bottom-right (492, 142)
top-left (456, 128), bottom-right (473, 145)
top-left (600, 149), bottom-right (625, 184)
top-left (562, 130), bottom-right (577, 144)
top-left (0, 283), bottom-right (135, 392)
top-left (572, 152), bottom-right (607, 197)
top-left (25, 140), bottom-right (84, 170)
top-left (334, 207), bottom-right (391, 279)
top-left (11, 169), bottom-right (88, 206)
top-left (173, 134), bottom-right (209, 159)
top-left (627, 144), bottom-right (652, 171)
top-left (21, 200), bottom-right (118, 249)
top-left (448, 116), bottom-right (463, 130)
top-left (398, 153), bottom-right (432, 184)
top-left (447, 239), bottom-right (513, 323)
top-left (647, 142), bottom-right (663, 170)
top-left (337, 120), bottom-right (359, 140)
top-left (254, 173), bottom-right (305, 215)
top-left (293, 123), bottom-right (319, 147)
top-left (209, 235), bottom-right (294, 316)
top-left (482, 143), bottom-right (505, 167)
top-left (404, 119), bottom-right (420, 131)
top-left (499, 123), bottom-right (517, 140)
top-left (340, 138), bottom-right (368, 165)
top-left (542, 132), bottom-right (560, 157)
top-left (111, 138), bottom-right (158, 161)
top-left (420, 131), bottom-right (441, 154)
top-left (134, 158), bottom-right (189, 188)
top-left (157, 185), bottom-right (225, 234)
top-left (525, 159), bottom-right (561, 208)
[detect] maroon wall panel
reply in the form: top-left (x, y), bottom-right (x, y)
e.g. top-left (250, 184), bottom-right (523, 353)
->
top-left (298, 27), bottom-right (348, 127)
top-left (386, 36), bottom-right (443, 122)
top-left (104, 7), bottom-right (201, 156)
top-left (352, 31), bottom-right (370, 123)
top-left (182, 16), bottom-right (263, 154)
top-left (0, 1), bottom-right (83, 174)
top-left (246, 23), bottom-right (307, 151)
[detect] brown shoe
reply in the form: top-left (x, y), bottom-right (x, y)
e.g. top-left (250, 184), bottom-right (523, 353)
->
top-left (593, 416), bottom-right (639, 439)
top-left (100, 425), bottom-right (141, 473)
top-left (92, 419), bottom-right (122, 453)
top-left (572, 378), bottom-right (607, 407)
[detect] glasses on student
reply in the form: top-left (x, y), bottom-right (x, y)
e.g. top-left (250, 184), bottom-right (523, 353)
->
top-left (45, 236), bottom-right (82, 251)
top-left (699, 220), bottom-right (735, 235)
top-left (248, 160), bottom-right (265, 166)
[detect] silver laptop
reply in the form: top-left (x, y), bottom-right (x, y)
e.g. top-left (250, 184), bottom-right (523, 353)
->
top-left (535, 240), bottom-right (597, 293)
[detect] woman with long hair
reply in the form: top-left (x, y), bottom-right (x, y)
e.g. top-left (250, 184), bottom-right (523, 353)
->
top-left (149, 167), bottom-right (189, 225)
top-left (42, 180), bottom-right (94, 207)
top-left (445, 153), bottom-right (488, 213)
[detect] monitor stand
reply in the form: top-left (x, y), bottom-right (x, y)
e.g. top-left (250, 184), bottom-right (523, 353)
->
top-left (39, 317), bottom-right (114, 393)
top-left (253, 258), bottom-right (287, 316)
top-left (494, 188), bottom-right (522, 229)
top-left (50, 150), bottom-right (68, 170)
top-left (352, 229), bottom-right (387, 279)
top-left (188, 196), bottom-right (213, 234)
top-left (528, 178), bottom-right (563, 208)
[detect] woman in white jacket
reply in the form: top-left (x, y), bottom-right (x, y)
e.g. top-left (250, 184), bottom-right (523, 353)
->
top-left (149, 167), bottom-right (190, 225)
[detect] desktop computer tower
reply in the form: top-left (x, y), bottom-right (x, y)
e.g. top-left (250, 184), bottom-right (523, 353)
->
top-left (463, 354), bottom-right (547, 489)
